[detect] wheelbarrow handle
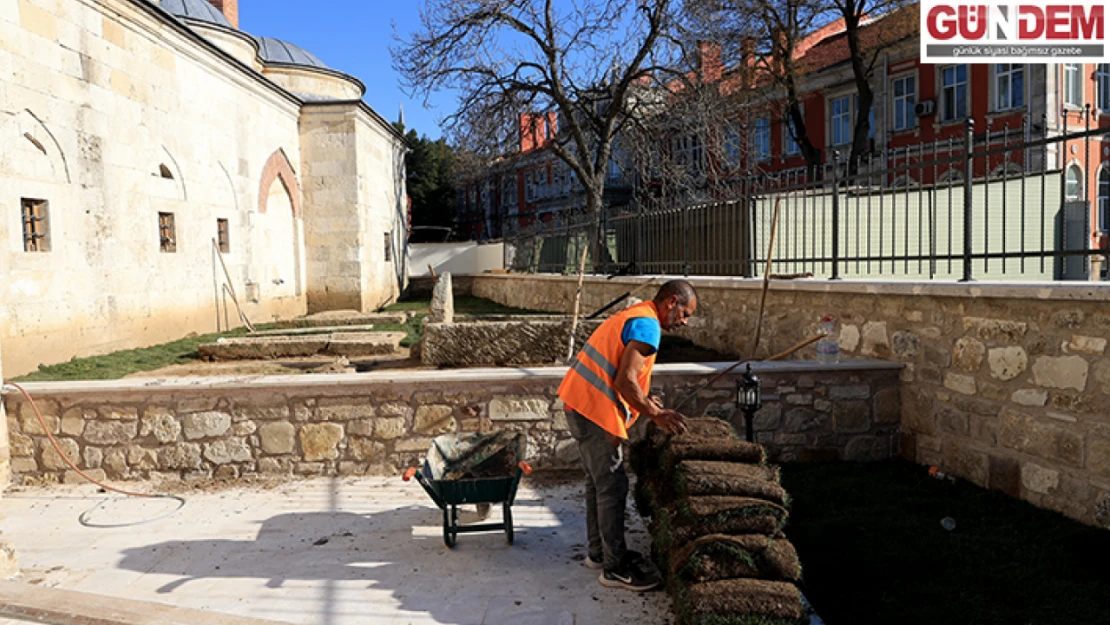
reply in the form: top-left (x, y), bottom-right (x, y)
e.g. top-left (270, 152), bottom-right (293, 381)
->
top-left (518, 461), bottom-right (533, 475)
top-left (402, 467), bottom-right (418, 482)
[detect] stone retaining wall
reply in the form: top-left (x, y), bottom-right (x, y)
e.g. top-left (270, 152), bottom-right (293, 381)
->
top-left (2, 362), bottom-right (899, 486)
top-left (471, 274), bottom-right (1110, 529)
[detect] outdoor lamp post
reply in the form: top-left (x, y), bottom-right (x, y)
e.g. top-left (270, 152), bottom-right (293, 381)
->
top-left (738, 363), bottom-right (762, 443)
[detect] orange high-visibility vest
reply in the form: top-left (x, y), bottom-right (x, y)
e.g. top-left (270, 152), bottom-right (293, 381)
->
top-left (558, 300), bottom-right (660, 440)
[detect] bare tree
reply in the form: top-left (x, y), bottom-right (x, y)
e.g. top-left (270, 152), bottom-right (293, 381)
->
top-left (392, 0), bottom-right (681, 269)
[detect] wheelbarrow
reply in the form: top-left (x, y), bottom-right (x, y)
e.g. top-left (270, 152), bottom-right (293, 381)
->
top-left (402, 431), bottom-right (533, 547)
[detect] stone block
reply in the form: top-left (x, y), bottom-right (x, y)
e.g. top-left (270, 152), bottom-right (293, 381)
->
top-left (977, 381), bottom-right (1008, 403)
top-left (41, 438), bottom-right (79, 471)
top-left (204, 439), bottom-right (252, 464)
top-left (489, 397), bottom-right (551, 421)
top-left (338, 462), bottom-right (367, 476)
top-left (962, 317), bottom-right (1027, 342)
top-left (233, 421), bottom-right (257, 437)
top-left (378, 403), bottom-right (415, 419)
top-left (239, 400), bottom-right (291, 421)
top-left (1051, 309), bottom-right (1084, 329)
top-left (127, 446), bottom-right (158, 471)
top-left (373, 417), bottom-right (406, 440)
top-left (295, 462), bottom-right (326, 476)
top-left (1050, 393), bottom-right (1100, 415)
top-left (944, 373), bottom-right (977, 395)
top-left (1068, 335), bottom-right (1107, 355)
top-left (349, 437), bottom-right (385, 462)
top-left (1011, 388), bottom-right (1048, 407)
top-left (891, 331), bottom-right (919, 359)
top-left (84, 447), bottom-right (103, 469)
top-left (259, 422), bottom-right (295, 455)
top-left (829, 385), bottom-right (870, 400)
top-left (814, 399), bottom-right (832, 413)
top-left (840, 324), bottom-right (860, 352)
top-left (1021, 462), bottom-right (1059, 494)
top-left (552, 411), bottom-right (569, 431)
top-left (1093, 361), bottom-right (1110, 395)
top-left (430, 272), bottom-right (454, 323)
top-left (1096, 492), bottom-right (1110, 530)
top-left (998, 408), bottom-right (1084, 467)
top-left (183, 412), bottom-right (232, 439)
top-left (844, 436), bottom-right (889, 462)
top-left (395, 438), bottom-right (434, 453)
top-left (902, 388), bottom-right (936, 436)
top-left (970, 415), bottom-right (997, 446)
top-left (988, 347), bottom-right (1028, 381)
top-left (860, 322), bottom-right (890, 358)
top-left (413, 405), bottom-right (457, 435)
top-left (215, 465), bottom-right (240, 481)
top-left (348, 419), bottom-right (374, 437)
top-left (784, 408), bottom-right (824, 433)
top-left (924, 345), bottom-right (951, 367)
top-left (299, 423), bottom-right (344, 461)
top-left (872, 388), bottom-right (900, 424)
top-left (919, 366), bottom-right (943, 385)
top-left (11, 458), bottom-right (38, 474)
top-left (752, 404), bottom-right (782, 431)
top-left (159, 443), bottom-right (203, 470)
top-left (100, 406), bottom-right (139, 421)
top-left (1089, 437), bottom-right (1110, 479)
top-left (11, 432), bottom-right (33, 457)
top-left (259, 457), bottom-right (291, 474)
top-left (318, 398), bottom-right (374, 421)
top-left (1032, 355), bottom-right (1089, 391)
top-left (20, 413), bottom-right (58, 436)
top-left (949, 395), bottom-right (1000, 417)
top-left (953, 337), bottom-right (986, 372)
top-left (140, 409), bottom-right (181, 444)
top-left (832, 401), bottom-right (871, 433)
top-left (937, 405), bottom-right (969, 436)
top-left (60, 409), bottom-right (87, 437)
top-left (84, 421), bottom-right (138, 445)
top-left (988, 455), bottom-right (1021, 497)
top-left (65, 469), bottom-right (106, 485)
top-left (944, 443), bottom-right (989, 487)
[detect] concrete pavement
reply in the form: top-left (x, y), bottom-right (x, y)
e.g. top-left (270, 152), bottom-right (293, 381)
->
top-left (0, 476), bottom-right (670, 625)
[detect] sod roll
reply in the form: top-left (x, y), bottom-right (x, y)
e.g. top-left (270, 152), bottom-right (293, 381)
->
top-left (674, 461), bottom-right (787, 505)
top-left (664, 439), bottom-right (766, 467)
top-left (655, 497), bottom-right (788, 552)
top-left (678, 578), bottom-right (806, 625)
top-left (671, 534), bottom-right (802, 583)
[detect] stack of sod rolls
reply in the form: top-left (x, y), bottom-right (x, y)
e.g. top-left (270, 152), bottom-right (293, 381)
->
top-left (630, 418), bottom-right (807, 625)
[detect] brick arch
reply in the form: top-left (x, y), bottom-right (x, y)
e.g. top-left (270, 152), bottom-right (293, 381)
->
top-left (258, 148), bottom-right (302, 218)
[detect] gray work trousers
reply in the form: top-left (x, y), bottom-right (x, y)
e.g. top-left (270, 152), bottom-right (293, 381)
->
top-left (566, 409), bottom-right (627, 570)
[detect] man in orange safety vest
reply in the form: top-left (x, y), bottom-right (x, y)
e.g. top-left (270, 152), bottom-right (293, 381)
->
top-left (557, 279), bottom-right (696, 591)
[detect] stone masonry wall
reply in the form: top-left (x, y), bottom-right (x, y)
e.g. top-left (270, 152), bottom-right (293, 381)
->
top-left (2, 363), bottom-right (898, 486)
top-left (471, 274), bottom-right (1110, 529)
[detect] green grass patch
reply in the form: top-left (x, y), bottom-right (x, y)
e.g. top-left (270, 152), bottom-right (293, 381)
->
top-left (12, 324), bottom-right (276, 382)
top-left (780, 460), bottom-right (1110, 625)
top-left (366, 312), bottom-right (427, 348)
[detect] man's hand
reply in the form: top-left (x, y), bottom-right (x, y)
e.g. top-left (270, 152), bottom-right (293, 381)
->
top-left (651, 409), bottom-right (688, 435)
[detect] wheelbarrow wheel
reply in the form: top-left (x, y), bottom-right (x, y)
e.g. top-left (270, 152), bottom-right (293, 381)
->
top-left (504, 502), bottom-right (514, 545)
top-left (443, 506), bottom-right (457, 548)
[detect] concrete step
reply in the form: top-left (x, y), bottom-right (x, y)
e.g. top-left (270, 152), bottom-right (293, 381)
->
top-left (250, 324), bottom-right (379, 337)
top-left (272, 311), bottom-right (409, 329)
top-left (198, 332), bottom-right (406, 360)
top-left (0, 579), bottom-right (294, 625)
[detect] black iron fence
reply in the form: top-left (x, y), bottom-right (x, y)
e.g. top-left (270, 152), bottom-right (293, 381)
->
top-left (505, 116), bottom-right (1110, 281)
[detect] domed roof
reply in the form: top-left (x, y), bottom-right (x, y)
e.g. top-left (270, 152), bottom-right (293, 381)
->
top-left (159, 0), bottom-right (232, 28)
top-left (255, 37), bottom-right (329, 69)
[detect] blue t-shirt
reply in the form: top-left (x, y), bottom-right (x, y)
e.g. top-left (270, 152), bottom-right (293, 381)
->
top-left (621, 317), bottom-right (661, 355)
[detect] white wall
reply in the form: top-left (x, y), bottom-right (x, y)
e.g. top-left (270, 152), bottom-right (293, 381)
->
top-left (411, 242), bottom-right (505, 277)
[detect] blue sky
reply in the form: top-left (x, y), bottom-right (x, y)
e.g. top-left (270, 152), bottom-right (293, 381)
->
top-left (240, 1), bottom-right (453, 139)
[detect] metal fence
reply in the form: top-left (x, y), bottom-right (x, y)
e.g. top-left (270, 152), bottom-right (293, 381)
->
top-left (505, 118), bottom-right (1110, 281)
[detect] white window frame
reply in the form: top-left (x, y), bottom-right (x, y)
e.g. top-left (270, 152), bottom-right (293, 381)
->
top-left (1064, 63), bottom-right (1084, 108)
top-left (1099, 164), bottom-right (1110, 233)
top-left (1097, 64), bottom-right (1110, 112)
top-left (940, 65), bottom-right (968, 123)
top-left (994, 64), bottom-right (1025, 111)
top-left (1066, 164), bottom-right (1083, 201)
top-left (831, 96), bottom-right (852, 146)
top-left (753, 117), bottom-right (771, 161)
top-left (891, 75), bottom-right (915, 132)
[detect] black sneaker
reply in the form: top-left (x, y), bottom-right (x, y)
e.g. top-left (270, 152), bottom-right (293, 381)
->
top-left (598, 556), bottom-right (662, 591)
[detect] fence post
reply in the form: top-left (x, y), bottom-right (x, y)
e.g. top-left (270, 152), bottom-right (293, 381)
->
top-left (961, 118), bottom-right (975, 282)
top-left (831, 151), bottom-right (841, 280)
top-left (742, 176), bottom-right (753, 277)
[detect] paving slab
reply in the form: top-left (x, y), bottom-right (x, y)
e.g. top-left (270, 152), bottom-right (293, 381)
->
top-left (0, 477), bottom-right (670, 625)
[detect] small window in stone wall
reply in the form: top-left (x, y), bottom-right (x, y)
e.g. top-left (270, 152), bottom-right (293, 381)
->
top-left (159, 212), bottom-right (177, 253)
top-left (21, 198), bottom-right (50, 252)
top-left (384, 231), bottom-right (392, 262)
top-left (217, 218), bottom-right (230, 253)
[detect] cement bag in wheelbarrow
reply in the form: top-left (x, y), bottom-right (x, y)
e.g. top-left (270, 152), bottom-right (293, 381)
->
top-left (425, 430), bottom-right (527, 480)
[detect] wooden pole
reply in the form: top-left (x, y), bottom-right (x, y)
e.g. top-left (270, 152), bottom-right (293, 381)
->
top-left (564, 243), bottom-right (591, 364)
top-left (751, 197), bottom-right (782, 358)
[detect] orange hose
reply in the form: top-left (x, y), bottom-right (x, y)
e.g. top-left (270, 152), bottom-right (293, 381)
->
top-left (6, 382), bottom-right (157, 499)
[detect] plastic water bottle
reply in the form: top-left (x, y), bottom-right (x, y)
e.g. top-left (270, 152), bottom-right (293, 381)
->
top-left (940, 517), bottom-right (957, 531)
top-left (816, 315), bottom-right (839, 364)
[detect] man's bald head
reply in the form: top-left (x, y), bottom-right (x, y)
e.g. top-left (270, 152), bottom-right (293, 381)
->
top-left (654, 280), bottom-right (698, 306)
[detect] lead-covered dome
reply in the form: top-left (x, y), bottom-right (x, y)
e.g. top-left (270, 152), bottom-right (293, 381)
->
top-left (159, 0), bottom-right (232, 28)
top-left (255, 37), bottom-right (329, 69)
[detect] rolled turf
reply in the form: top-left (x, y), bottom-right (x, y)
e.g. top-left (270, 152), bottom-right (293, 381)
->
top-left (671, 534), bottom-right (802, 583)
top-left (676, 578), bottom-right (807, 625)
top-left (654, 496), bottom-right (789, 552)
top-left (673, 461), bottom-right (787, 505)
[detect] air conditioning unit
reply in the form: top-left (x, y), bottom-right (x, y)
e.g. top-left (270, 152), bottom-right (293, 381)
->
top-left (915, 100), bottom-right (935, 117)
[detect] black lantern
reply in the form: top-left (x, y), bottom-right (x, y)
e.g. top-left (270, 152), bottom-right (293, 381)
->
top-left (737, 363), bottom-right (762, 443)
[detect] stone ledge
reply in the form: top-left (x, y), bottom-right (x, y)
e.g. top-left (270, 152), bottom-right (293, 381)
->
top-left (0, 579), bottom-right (293, 625)
top-left (1, 360), bottom-right (903, 396)
top-left (471, 273), bottom-right (1110, 303)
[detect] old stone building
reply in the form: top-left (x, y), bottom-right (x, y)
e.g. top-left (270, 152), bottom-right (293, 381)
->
top-left (0, 0), bottom-right (408, 377)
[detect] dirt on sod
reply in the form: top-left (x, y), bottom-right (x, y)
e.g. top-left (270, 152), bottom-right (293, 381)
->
top-left (781, 460), bottom-right (1110, 625)
top-left (671, 534), bottom-right (802, 583)
top-left (678, 578), bottom-right (806, 625)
